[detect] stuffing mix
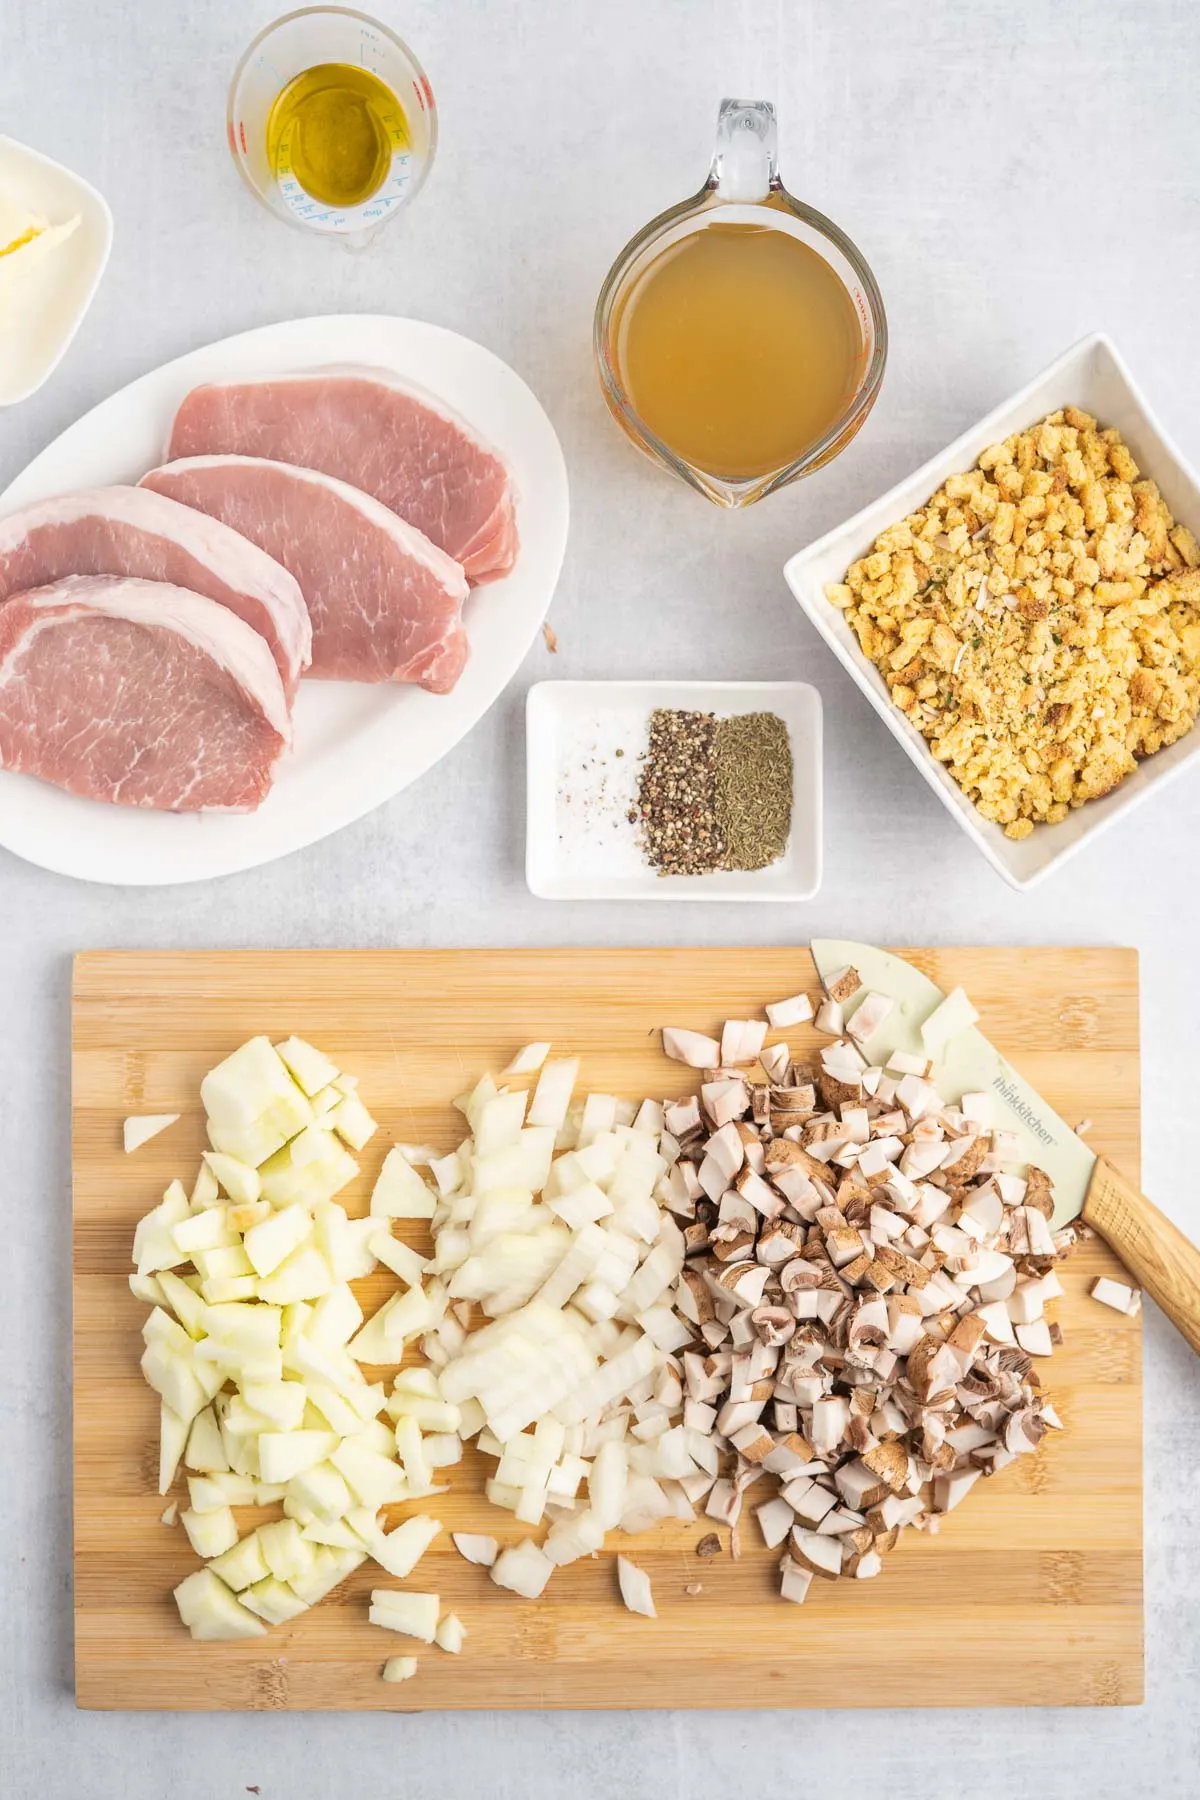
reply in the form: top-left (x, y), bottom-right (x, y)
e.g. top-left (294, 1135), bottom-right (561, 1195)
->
top-left (825, 407), bottom-right (1200, 838)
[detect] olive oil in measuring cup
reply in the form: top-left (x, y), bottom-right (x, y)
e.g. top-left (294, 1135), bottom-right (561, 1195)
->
top-left (267, 64), bottom-right (407, 209)
top-left (228, 9), bottom-right (437, 237)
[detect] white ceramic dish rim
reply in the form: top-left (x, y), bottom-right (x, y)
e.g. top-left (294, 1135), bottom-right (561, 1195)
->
top-left (0, 314), bottom-right (569, 886)
top-left (784, 331), bottom-right (1200, 889)
top-left (525, 677), bottom-right (823, 901)
top-left (0, 134), bottom-right (113, 406)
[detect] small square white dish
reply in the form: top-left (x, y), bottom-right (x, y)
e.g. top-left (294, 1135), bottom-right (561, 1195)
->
top-left (525, 679), bottom-right (822, 901)
top-left (784, 332), bottom-right (1200, 889)
top-left (0, 136), bottom-right (113, 407)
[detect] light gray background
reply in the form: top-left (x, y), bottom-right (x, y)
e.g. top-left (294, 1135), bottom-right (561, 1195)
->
top-left (2, 1), bottom-right (1198, 1794)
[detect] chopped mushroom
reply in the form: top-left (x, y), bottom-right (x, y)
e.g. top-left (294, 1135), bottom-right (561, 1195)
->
top-left (662, 1028), bottom-right (722, 1068)
top-left (657, 978), bottom-right (1076, 1601)
top-left (1090, 1276), bottom-right (1142, 1316)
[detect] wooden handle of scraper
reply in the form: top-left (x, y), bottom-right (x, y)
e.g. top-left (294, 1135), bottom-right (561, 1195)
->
top-left (1083, 1156), bottom-right (1200, 1356)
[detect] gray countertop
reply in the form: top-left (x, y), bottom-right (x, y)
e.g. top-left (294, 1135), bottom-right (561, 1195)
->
top-left (2, 1), bottom-right (1199, 1793)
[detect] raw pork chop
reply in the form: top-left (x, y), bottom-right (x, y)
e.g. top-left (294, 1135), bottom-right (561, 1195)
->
top-left (0, 575), bottom-right (290, 812)
top-left (0, 485), bottom-right (310, 698)
top-left (165, 368), bottom-right (518, 583)
top-left (141, 455), bottom-right (471, 691)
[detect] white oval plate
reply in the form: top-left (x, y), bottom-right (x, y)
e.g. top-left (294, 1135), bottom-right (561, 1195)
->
top-left (0, 314), bottom-right (569, 885)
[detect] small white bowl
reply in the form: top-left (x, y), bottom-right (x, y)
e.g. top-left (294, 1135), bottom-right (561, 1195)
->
top-left (0, 136), bottom-right (113, 407)
top-left (784, 333), bottom-right (1200, 889)
top-left (525, 679), bottom-right (822, 901)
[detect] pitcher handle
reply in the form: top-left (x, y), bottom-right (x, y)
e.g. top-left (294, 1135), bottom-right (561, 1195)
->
top-left (708, 98), bottom-right (778, 203)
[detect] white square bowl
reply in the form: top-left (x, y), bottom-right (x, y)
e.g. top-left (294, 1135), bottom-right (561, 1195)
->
top-left (783, 333), bottom-right (1200, 889)
top-left (525, 679), bottom-right (822, 900)
top-left (0, 136), bottom-right (113, 407)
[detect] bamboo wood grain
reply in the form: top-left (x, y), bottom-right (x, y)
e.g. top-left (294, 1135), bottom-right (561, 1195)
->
top-left (1084, 1156), bottom-right (1200, 1354)
top-left (72, 947), bottom-right (1143, 1712)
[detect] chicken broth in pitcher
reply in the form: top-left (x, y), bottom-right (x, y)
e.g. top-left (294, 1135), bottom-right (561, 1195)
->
top-left (611, 221), bottom-right (865, 482)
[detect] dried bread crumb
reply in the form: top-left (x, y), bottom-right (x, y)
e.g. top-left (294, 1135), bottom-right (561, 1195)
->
top-left (827, 408), bottom-right (1200, 837)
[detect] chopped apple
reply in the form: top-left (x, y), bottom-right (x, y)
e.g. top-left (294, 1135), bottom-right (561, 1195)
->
top-left (330, 1438), bottom-right (410, 1508)
top-left (201, 1036), bottom-right (314, 1163)
top-left (256, 1244), bottom-right (335, 1306)
top-left (174, 1568), bottom-right (266, 1640)
top-left (257, 1518), bottom-right (317, 1584)
top-left (257, 1430), bottom-right (339, 1484)
top-left (241, 1379), bottom-right (308, 1432)
top-left (367, 1590), bottom-right (440, 1642)
top-left (354, 1513), bottom-right (442, 1579)
top-left (181, 1503), bottom-right (239, 1559)
top-left (185, 1404), bottom-right (230, 1473)
top-left (208, 1531), bottom-right (270, 1592)
top-left (289, 1545), bottom-right (365, 1605)
top-left (204, 1301), bottom-right (282, 1356)
top-left (307, 1283), bottom-right (363, 1350)
top-left (129, 1273), bottom-right (166, 1307)
top-left (313, 1203), bottom-right (378, 1281)
top-left (159, 1404), bottom-right (189, 1494)
top-left (370, 1148), bottom-right (437, 1220)
top-left (155, 1268), bottom-right (208, 1339)
top-left (286, 1461), bottom-right (353, 1522)
top-left (141, 1340), bottom-right (206, 1423)
top-left (123, 1113), bottom-right (180, 1153)
top-left (202, 1151), bottom-right (262, 1205)
top-left (239, 1578), bottom-right (312, 1625)
top-left (435, 1613), bottom-right (465, 1654)
top-left (171, 1207), bottom-right (237, 1255)
top-left (259, 1127), bottom-right (359, 1209)
top-left (133, 1182), bottom-right (191, 1275)
top-left (275, 1036), bottom-right (341, 1097)
top-left (243, 1203), bottom-right (313, 1278)
top-left (190, 1160), bottom-right (220, 1210)
top-left (331, 1092), bottom-right (377, 1152)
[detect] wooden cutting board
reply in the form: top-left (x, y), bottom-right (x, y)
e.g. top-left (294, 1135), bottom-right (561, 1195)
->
top-left (72, 947), bottom-right (1143, 1711)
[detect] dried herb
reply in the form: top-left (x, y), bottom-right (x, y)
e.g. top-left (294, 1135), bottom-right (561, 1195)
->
top-left (635, 707), bottom-right (792, 876)
top-left (636, 709), bottom-right (725, 875)
top-left (714, 711), bottom-right (792, 870)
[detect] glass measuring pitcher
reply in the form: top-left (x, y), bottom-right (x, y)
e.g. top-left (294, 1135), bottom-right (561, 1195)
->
top-left (595, 99), bottom-right (887, 507)
top-left (227, 7), bottom-right (437, 240)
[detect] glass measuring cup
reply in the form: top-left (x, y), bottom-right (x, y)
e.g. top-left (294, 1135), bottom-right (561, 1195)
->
top-left (227, 7), bottom-right (437, 239)
top-left (595, 99), bottom-right (887, 507)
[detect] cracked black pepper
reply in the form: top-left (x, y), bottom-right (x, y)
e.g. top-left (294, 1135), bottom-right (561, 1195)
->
top-left (635, 708), bottom-right (792, 875)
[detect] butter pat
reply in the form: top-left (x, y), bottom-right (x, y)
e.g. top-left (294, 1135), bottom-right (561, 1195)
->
top-left (0, 194), bottom-right (81, 305)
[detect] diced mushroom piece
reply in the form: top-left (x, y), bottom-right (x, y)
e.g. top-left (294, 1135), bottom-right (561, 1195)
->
top-left (702, 1079), bottom-right (750, 1128)
top-left (664, 1096), bottom-right (702, 1139)
top-left (779, 1555), bottom-right (814, 1605)
top-left (932, 1468), bottom-right (982, 1513)
top-left (661, 1028), bottom-right (722, 1068)
top-left (814, 998), bottom-right (845, 1036)
top-left (790, 1528), bottom-right (843, 1580)
top-left (705, 1479), bottom-right (742, 1526)
top-left (766, 994), bottom-right (814, 1029)
top-left (847, 992), bottom-right (894, 1046)
top-left (759, 1043), bottom-right (791, 1083)
top-left (810, 1395), bottom-right (850, 1454)
top-left (1090, 1276), bottom-right (1141, 1316)
top-left (1014, 1319), bottom-right (1054, 1357)
top-left (755, 1496), bottom-right (795, 1549)
top-left (823, 966), bottom-right (862, 1005)
top-left (721, 1019), bottom-right (768, 1066)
